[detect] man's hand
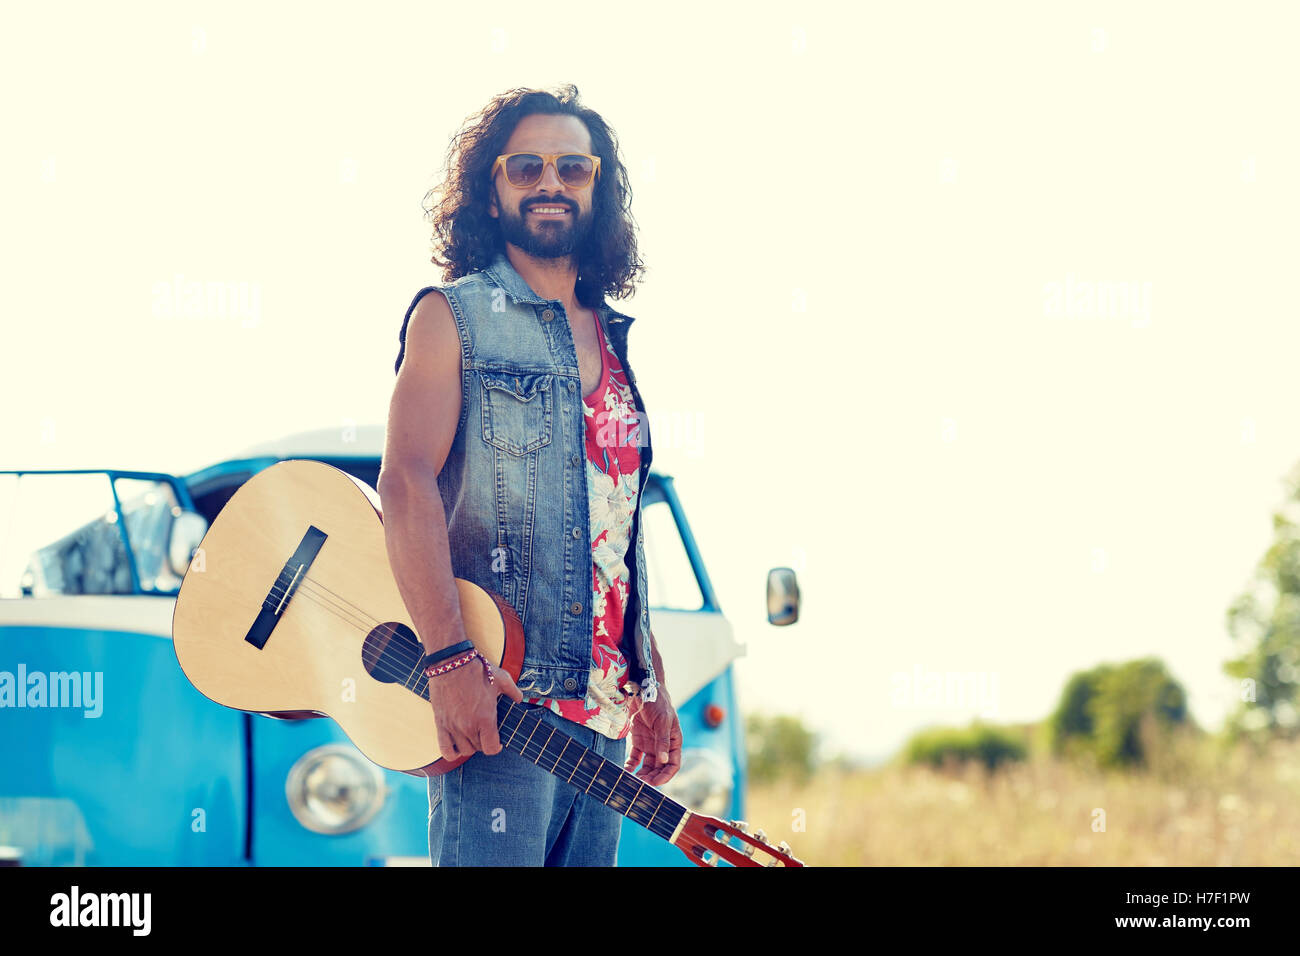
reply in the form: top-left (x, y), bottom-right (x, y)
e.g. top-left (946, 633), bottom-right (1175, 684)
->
top-left (625, 689), bottom-right (681, 785)
top-left (427, 647), bottom-right (524, 759)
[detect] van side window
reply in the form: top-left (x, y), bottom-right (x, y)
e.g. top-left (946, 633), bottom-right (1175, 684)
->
top-left (112, 478), bottom-right (185, 593)
top-left (641, 497), bottom-right (705, 611)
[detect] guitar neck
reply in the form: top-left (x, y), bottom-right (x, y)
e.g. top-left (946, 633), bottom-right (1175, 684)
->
top-left (483, 695), bottom-right (690, 844)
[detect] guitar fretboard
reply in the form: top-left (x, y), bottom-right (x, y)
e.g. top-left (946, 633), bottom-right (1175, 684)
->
top-left (490, 696), bottom-right (688, 843)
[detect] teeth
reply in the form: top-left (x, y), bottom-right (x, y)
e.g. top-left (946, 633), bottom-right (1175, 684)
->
top-left (530, 207), bottom-right (568, 214)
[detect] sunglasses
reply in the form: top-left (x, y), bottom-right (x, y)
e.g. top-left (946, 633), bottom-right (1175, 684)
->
top-left (492, 152), bottom-right (602, 189)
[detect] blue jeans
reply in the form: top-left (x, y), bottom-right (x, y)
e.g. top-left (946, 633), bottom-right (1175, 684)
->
top-left (427, 703), bottom-right (629, 866)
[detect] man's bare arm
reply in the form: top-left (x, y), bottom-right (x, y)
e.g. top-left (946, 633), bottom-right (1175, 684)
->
top-left (377, 291), bottom-right (467, 659)
top-left (377, 290), bottom-right (521, 758)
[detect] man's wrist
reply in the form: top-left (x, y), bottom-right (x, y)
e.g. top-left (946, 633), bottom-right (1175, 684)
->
top-left (419, 639), bottom-right (474, 670)
top-left (418, 614), bottom-right (470, 657)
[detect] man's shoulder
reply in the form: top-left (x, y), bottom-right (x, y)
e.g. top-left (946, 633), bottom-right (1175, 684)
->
top-left (423, 268), bottom-right (494, 299)
top-left (404, 270), bottom-right (498, 329)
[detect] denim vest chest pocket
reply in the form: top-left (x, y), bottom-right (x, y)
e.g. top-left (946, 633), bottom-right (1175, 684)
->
top-left (479, 369), bottom-right (554, 455)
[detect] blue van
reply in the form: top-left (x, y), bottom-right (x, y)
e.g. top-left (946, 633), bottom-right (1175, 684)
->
top-left (0, 426), bottom-right (799, 866)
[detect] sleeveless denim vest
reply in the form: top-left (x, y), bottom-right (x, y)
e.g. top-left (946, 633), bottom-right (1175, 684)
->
top-left (393, 252), bottom-right (660, 703)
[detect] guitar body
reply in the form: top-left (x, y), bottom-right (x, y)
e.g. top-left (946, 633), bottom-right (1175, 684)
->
top-left (171, 457), bottom-right (523, 777)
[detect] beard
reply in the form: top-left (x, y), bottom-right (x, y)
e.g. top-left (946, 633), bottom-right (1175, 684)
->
top-left (496, 195), bottom-right (593, 259)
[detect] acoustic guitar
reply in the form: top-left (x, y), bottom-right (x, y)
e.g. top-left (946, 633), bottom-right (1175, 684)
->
top-left (171, 459), bottom-right (803, 867)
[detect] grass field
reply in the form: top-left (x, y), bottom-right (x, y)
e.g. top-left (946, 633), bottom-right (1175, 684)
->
top-left (744, 735), bottom-right (1300, 866)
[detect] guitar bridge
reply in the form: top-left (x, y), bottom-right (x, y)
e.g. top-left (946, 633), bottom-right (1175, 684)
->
top-left (244, 525), bottom-right (328, 649)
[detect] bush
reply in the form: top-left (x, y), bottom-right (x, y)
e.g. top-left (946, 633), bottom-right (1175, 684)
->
top-left (902, 722), bottom-right (1028, 772)
top-left (1046, 658), bottom-right (1190, 768)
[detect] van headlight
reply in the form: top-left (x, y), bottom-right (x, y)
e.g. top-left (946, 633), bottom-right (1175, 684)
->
top-left (658, 748), bottom-right (733, 816)
top-left (285, 745), bottom-right (388, 834)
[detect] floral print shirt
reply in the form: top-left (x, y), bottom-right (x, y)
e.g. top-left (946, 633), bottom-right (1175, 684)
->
top-left (525, 310), bottom-right (643, 740)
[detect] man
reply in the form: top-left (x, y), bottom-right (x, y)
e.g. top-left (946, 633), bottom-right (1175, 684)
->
top-left (378, 85), bottom-right (681, 867)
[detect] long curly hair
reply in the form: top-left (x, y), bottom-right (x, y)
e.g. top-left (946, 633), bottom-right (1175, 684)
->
top-left (422, 85), bottom-right (645, 309)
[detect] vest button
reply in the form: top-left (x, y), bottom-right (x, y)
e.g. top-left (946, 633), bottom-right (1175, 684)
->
top-left (566, 379), bottom-right (575, 392)
top-left (571, 526), bottom-right (582, 539)
top-left (541, 308), bottom-right (555, 322)
top-left (570, 602), bottom-right (582, 615)
top-left (563, 677), bottom-right (578, 691)
top-left (570, 455), bottom-right (580, 467)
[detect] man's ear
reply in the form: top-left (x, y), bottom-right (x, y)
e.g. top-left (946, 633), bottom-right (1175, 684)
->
top-left (487, 182), bottom-right (499, 219)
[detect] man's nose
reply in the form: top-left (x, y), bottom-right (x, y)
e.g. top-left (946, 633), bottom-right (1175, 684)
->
top-left (538, 160), bottom-right (567, 190)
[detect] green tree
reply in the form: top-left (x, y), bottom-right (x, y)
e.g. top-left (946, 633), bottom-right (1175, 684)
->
top-left (745, 713), bottom-right (818, 785)
top-left (1047, 658), bottom-right (1190, 767)
top-left (1225, 460), bottom-right (1300, 739)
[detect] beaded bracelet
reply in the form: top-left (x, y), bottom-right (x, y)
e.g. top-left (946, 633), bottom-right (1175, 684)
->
top-left (423, 649), bottom-right (495, 686)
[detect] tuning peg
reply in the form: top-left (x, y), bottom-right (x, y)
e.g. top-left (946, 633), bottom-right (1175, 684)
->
top-left (777, 841), bottom-right (792, 855)
top-left (754, 829), bottom-right (768, 844)
top-left (735, 820), bottom-right (749, 834)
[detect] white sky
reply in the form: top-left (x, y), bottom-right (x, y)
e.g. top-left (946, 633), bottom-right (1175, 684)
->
top-left (3, 2), bottom-right (1298, 762)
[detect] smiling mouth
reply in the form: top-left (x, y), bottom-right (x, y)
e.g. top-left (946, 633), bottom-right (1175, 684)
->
top-left (527, 206), bottom-right (572, 217)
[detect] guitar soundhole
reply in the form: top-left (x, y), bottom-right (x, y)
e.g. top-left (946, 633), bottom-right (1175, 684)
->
top-left (361, 623), bottom-right (422, 684)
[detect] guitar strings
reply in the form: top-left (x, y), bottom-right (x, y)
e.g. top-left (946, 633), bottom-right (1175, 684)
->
top-left (265, 572), bottom-right (514, 696)
top-left (270, 575), bottom-right (383, 630)
top-left (264, 574), bottom-right (426, 684)
top-left (249, 574), bottom-right (686, 841)
top-left (268, 575), bottom-right (446, 688)
top-left (276, 574), bottom-right (434, 686)
top-left (288, 579), bottom-right (375, 634)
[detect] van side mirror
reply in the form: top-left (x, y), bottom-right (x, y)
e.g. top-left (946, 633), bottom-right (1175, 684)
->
top-left (766, 567), bottom-right (800, 626)
top-left (168, 510), bottom-right (209, 576)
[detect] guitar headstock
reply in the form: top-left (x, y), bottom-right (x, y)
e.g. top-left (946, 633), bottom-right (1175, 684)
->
top-left (674, 812), bottom-right (806, 867)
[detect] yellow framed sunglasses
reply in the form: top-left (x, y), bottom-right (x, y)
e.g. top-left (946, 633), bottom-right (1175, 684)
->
top-left (492, 152), bottom-right (602, 189)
